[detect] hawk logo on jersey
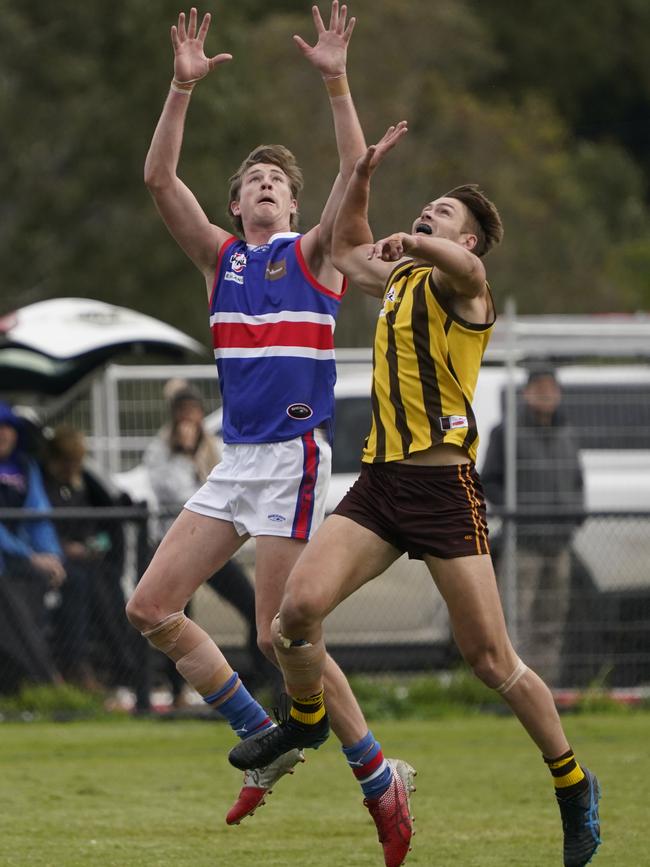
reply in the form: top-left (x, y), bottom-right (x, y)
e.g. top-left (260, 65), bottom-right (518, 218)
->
top-left (378, 285), bottom-right (398, 318)
top-left (265, 259), bottom-right (287, 281)
top-left (287, 403), bottom-right (313, 420)
top-left (230, 251), bottom-right (247, 273)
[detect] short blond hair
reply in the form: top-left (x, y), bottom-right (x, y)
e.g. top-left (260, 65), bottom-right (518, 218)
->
top-left (227, 145), bottom-right (304, 235)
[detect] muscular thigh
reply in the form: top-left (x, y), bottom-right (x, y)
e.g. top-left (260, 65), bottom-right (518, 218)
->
top-left (254, 535), bottom-right (307, 638)
top-left (284, 514), bottom-right (401, 619)
top-left (133, 509), bottom-right (246, 614)
top-left (425, 553), bottom-right (513, 659)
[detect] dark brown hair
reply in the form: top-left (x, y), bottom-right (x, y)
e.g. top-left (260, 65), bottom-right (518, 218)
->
top-left (227, 145), bottom-right (304, 235)
top-left (444, 184), bottom-right (504, 257)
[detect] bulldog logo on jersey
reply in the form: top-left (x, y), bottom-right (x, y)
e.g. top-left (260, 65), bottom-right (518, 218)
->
top-left (230, 251), bottom-right (247, 273)
top-left (287, 403), bottom-right (313, 420)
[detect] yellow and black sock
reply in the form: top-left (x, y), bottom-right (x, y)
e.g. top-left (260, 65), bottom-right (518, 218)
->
top-left (290, 689), bottom-right (326, 728)
top-left (544, 748), bottom-right (587, 799)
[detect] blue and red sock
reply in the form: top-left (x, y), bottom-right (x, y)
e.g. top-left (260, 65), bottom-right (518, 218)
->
top-left (343, 730), bottom-right (392, 799)
top-left (204, 672), bottom-right (272, 740)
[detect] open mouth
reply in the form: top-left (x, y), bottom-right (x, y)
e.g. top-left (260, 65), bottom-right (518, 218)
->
top-left (258, 197), bottom-right (276, 205)
top-left (415, 222), bottom-right (433, 235)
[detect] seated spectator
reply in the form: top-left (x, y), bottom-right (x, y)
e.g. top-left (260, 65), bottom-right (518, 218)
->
top-left (0, 402), bottom-right (64, 691)
top-left (41, 425), bottom-right (146, 699)
top-left (143, 381), bottom-right (278, 706)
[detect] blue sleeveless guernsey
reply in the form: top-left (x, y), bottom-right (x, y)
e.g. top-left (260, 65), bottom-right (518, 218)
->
top-left (209, 232), bottom-right (345, 444)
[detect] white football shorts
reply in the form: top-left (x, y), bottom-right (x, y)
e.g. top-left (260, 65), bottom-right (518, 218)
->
top-left (184, 428), bottom-right (331, 539)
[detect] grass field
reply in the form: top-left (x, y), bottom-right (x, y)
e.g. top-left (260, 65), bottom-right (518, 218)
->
top-left (1, 711), bottom-right (647, 866)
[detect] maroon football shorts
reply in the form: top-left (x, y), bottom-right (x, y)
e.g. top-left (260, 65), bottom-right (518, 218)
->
top-left (332, 460), bottom-right (490, 559)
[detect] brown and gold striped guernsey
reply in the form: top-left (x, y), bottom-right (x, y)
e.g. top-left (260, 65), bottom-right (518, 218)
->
top-left (362, 260), bottom-right (495, 464)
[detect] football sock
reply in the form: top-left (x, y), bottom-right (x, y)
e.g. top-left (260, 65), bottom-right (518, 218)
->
top-left (204, 672), bottom-right (272, 740)
top-left (289, 689), bottom-right (327, 728)
top-left (343, 730), bottom-right (392, 799)
top-left (544, 748), bottom-right (588, 798)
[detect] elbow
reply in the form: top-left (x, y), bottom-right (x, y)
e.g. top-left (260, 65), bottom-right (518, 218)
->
top-left (143, 162), bottom-right (174, 193)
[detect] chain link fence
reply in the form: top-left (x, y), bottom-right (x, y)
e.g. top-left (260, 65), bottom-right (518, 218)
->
top-left (4, 340), bottom-right (650, 704)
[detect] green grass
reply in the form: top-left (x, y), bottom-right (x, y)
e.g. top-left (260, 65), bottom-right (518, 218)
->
top-left (0, 713), bottom-right (646, 866)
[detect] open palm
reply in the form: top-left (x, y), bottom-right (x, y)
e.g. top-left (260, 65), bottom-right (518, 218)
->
top-left (171, 8), bottom-right (232, 83)
top-left (293, 1), bottom-right (355, 78)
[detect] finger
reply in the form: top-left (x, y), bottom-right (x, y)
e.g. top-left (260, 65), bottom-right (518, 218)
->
top-left (188, 6), bottom-right (198, 40)
top-left (171, 25), bottom-right (180, 51)
top-left (343, 16), bottom-right (355, 42)
top-left (197, 11), bottom-right (211, 44)
top-left (293, 34), bottom-right (313, 55)
top-left (178, 11), bottom-right (187, 42)
top-left (329, 0), bottom-right (339, 31)
top-left (312, 4), bottom-right (326, 35)
top-left (338, 4), bottom-right (347, 34)
top-left (208, 52), bottom-right (233, 69)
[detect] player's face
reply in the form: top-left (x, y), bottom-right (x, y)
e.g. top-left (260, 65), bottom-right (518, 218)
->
top-left (232, 163), bottom-right (297, 229)
top-left (412, 197), bottom-right (472, 247)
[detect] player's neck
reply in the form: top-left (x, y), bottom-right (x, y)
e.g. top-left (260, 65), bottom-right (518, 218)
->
top-left (243, 221), bottom-right (292, 247)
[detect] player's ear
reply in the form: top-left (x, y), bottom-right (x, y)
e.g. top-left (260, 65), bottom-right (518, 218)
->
top-left (461, 232), bottom-right (477, 251)
top-left (230, 200), bottom-right (240, 216)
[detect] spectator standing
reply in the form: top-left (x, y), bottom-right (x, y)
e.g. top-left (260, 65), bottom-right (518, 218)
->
top-left (481, 366), bottom-right (585, 686)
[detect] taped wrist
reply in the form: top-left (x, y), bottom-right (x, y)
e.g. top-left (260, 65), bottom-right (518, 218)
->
top-left (324, 73), bottom-right (350, 98)
top-left (271, 614), bottom-right (326, 692)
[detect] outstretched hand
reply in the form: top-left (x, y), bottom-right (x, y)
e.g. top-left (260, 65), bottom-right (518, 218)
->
top-left (293, 1), bottom-right (355, 78)
top-left (355, 121), bottom-right (408, 179)
top-left (171, 8), bottom-right (232, 84)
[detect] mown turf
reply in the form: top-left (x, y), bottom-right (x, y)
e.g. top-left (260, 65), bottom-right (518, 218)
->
top-left (0, 712), bottom-right (646, 866)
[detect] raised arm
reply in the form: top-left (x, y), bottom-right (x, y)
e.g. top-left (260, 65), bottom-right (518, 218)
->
top-left (296, 3), bottom-right (367, 281)
top-left (331, 122), bottom-right (409, 297)
top-left (144, 8), bottom-right (233, 286)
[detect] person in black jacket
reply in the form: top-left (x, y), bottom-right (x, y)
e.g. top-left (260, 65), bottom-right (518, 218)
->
top-left (481, 366), bottom-right (585, 686)
top-left (42, 425), bottom-right (137, 690)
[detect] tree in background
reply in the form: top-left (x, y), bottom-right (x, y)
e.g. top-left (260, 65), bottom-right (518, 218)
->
top-left (2, 0), bottom-right (650, 347)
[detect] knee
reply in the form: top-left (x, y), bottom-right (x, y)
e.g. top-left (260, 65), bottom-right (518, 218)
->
top-left (125, 591), bottom-right (162, 634)
top-left (280, 586), bottom-right (326, 637)
top-left (462, 643), bottom-right (511, 690)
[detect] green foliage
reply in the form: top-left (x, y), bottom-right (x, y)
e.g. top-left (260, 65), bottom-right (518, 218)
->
top-left (0, 683), bottom-right (105, 719)
top-left (2, 0), bottom-right (649, 341)
top-left (348, 669), bottom-right (496, 719)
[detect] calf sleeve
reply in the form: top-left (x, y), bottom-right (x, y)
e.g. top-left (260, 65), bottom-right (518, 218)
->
top-left (143, 611), bottom-right (233, 698)
top-left (271, 613), bottom-right (326, 695)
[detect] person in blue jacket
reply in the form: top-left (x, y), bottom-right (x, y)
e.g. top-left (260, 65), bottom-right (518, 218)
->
top-left (0, 401), bottom-right (66, 690)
